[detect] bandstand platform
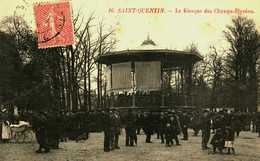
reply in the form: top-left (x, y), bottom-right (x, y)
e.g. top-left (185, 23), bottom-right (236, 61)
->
top-left (97, 37), bottom-right (203, 111)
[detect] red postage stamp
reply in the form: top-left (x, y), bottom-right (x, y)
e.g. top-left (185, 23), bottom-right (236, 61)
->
top-left (34, 1), bottom-right (74, 48)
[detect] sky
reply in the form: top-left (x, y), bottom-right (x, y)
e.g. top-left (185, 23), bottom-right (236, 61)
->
top-left (0, 0), bottom-right (260, 56)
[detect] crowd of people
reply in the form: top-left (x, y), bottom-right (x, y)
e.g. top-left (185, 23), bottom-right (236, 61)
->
top-left (1, 108), bottom-right (260, 155)
top-left (100, 108), bottom-right (260, 154)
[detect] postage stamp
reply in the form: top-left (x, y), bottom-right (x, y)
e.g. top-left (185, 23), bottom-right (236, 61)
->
top-left (34, 1), bottom-right (74, 48)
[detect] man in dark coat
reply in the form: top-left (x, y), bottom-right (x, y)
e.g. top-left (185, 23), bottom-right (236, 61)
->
top-left (232, 112), bottom-right (242, 137)
top-left (172, 114), bottom-right (181, 145)
top-left (180, 112), bottom-right (190, 140)
top-left (159, 112), bottom-right (167, 144)
top-left (125, 109), bottom-right (136, 146)
top-left (110, 110), bottom-right (121, 150)
top-left (201, 110), bottom-right (211, 150)
top-left (136, 112), bottom-right (143, 135)
top-left (210, 128), bottom-right (225, 153)
top-left (143, 112), bottom-right (154, 143)
top-left (46, 112), bottom-right (61, 149)
top-left (165, 119), bottom-right (174, 146)
top-left (113, 111), bottom-right (121, 149)
top-left (103, 109), bottom-right (111, 152)
top-left (165, 114), bottom-right (181, 146)
top-left (31, 112), bottom-right (50, 153)
top-left (109, 111), bottom-right (115, 150)
top-left (190, 111), bottom-right (201, 136)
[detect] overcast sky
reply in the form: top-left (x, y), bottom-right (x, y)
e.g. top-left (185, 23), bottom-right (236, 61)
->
top-left (0, 0), bottom-right (260, 56)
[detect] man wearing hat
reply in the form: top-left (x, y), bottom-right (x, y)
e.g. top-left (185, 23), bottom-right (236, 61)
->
top-left (201, 110), bottom-right (211, 150)
top-left (103, 108), bottom-right (111, 152)
top-left (125, 109), bottom-right (136, 146)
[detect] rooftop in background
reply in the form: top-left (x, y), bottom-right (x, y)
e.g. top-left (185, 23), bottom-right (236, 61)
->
top-left (97, 37), bottom-right (203, 66)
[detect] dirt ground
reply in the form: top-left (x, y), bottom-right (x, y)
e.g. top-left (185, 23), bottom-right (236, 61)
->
top-left (0, 130), bottom-right (260, 161)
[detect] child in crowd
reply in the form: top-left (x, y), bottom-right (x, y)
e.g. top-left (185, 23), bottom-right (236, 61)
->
top-left (165, 122), bottom-right (173, 147)
top-left (210, 128), bottom-right (225, 154)
top-left (224, 126), bottom-right (235, 154)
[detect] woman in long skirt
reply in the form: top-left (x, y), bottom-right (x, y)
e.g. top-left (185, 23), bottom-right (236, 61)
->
top-left (2, 120), bottom-right (11, 142)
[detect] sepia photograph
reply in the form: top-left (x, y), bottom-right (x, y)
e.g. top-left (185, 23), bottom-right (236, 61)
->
top-left (0, 0), bottom-right (260, 161)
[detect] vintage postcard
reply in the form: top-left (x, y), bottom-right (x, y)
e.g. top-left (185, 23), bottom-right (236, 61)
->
top-left (0, 0), bottom-right (260, 161)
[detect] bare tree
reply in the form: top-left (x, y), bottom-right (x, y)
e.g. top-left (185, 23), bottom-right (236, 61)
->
top-left (224, 16), bottom-right (260, 112)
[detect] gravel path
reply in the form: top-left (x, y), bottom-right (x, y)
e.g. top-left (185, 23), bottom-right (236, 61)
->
top-left (0, 130), bottom-right (260, 161)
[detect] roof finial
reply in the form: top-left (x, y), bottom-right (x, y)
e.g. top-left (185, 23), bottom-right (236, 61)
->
top-left (141, 33), bottom-right (156, 46)
top-left (147, 33), bottom-right (150, 40)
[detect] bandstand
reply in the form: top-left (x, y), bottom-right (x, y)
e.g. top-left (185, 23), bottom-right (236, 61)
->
top-left (97, 37), bottom-right (203, 110)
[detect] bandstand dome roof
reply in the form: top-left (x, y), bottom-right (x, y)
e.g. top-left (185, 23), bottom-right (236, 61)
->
top-left (97, 36), bottom-right (203, 66)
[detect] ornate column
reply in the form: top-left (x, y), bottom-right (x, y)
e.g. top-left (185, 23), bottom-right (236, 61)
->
top-left (184, 63), bottom-right (193, 106)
